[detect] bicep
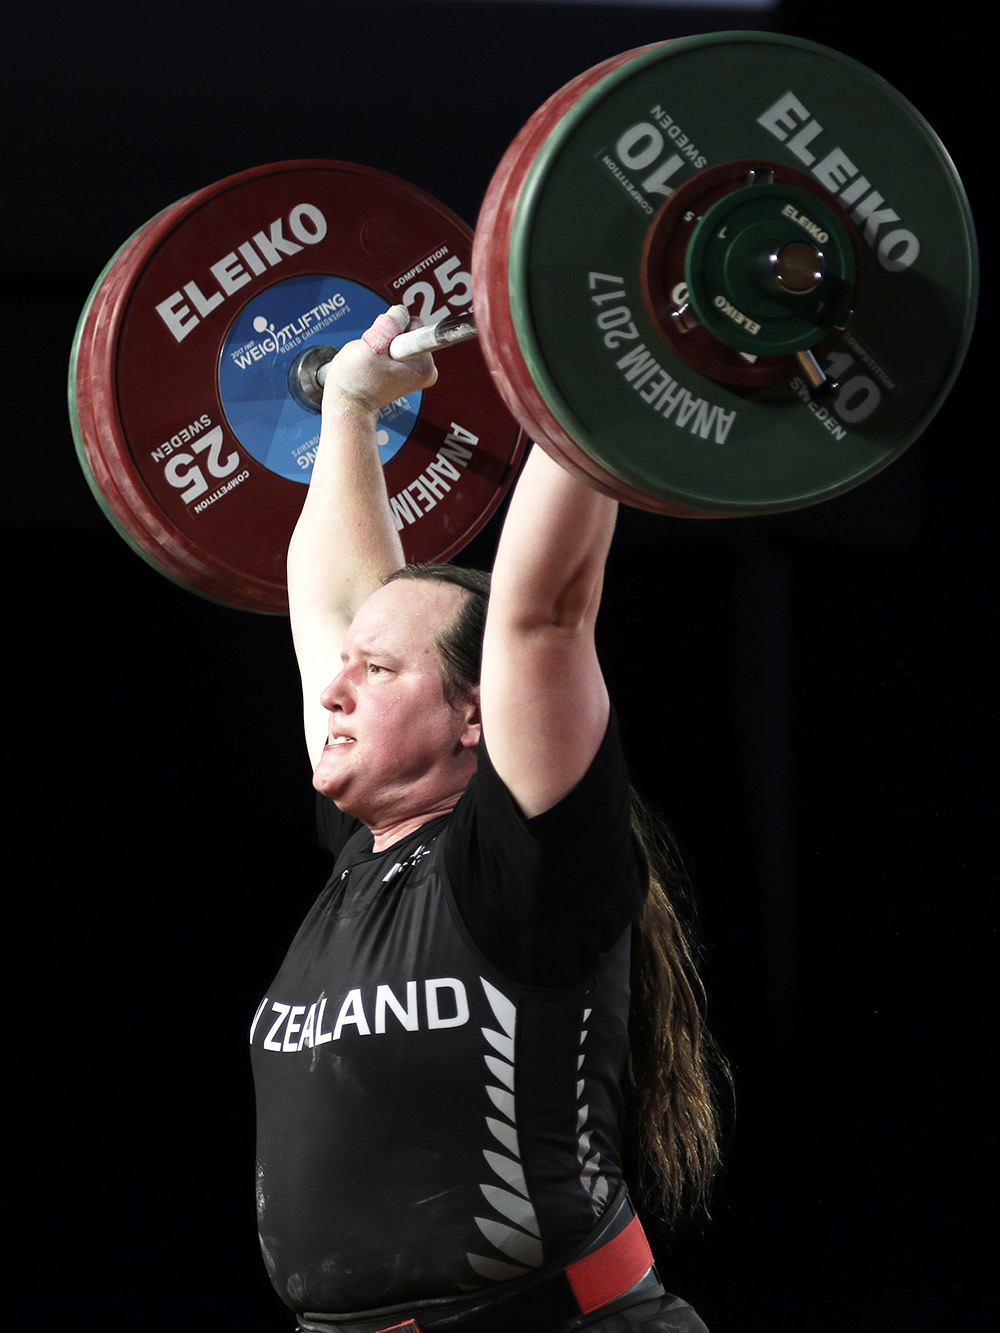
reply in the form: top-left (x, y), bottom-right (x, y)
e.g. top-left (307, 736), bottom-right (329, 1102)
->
top-left (480, 619), bottom-right (610, 818)
top-left (479, 446), bottom-right (616, 818)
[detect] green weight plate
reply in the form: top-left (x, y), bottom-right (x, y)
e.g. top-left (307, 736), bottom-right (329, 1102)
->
top-left (640, 159), bottom-right (862, 390)
top-left (488, 31), bottom-right (978, 515)
top-left (684, 176), bottom-right (857, 355)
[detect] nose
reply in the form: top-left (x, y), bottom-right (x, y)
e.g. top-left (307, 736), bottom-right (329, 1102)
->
top-left (320, 665), bottom-right (355, 713)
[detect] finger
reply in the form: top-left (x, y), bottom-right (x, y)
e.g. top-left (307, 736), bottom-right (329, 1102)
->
top-left (362, 304), bottom-right (409, 355)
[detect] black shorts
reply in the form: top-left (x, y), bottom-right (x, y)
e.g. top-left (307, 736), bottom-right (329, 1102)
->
top-left (582, 1293), bottom-right (709, 1332)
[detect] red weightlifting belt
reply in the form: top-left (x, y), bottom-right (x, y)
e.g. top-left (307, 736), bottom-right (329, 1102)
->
top-left (301, 1195), bottom-right (659, 1333)
top-left (565, 1213), bottom-right (653, 1315)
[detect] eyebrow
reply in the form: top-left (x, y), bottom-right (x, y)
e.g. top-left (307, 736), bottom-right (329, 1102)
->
top-left (341, 640), bottom-right (403, 665)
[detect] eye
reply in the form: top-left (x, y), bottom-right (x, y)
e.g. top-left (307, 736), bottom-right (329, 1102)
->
top-left (367, 662), bottom-right (388, 675)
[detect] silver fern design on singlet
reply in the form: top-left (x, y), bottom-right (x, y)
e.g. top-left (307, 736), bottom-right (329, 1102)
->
top-left (466, 978), bottom-right (544, 1282)
top-left (576, 1006), bottom-right (610, 1212)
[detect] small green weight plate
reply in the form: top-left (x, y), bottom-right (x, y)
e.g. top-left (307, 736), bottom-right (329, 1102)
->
top-left (685, 180), bottom-right (856, 355)
top-left (504, 31), bottom-right (978, 515)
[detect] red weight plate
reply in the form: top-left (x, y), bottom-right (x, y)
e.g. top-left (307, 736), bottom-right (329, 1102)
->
top-left (472, 44), bottom-right (700, 515)
top-left (71, 196), bottom-right (195, 557)
top-left (72, 161), bottom-right (525, 613)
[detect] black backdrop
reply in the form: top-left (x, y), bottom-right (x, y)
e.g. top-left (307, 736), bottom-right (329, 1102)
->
top-left (8, 3), bottom-right (993, 1330)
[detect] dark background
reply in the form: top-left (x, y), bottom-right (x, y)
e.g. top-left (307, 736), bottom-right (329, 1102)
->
top-left (8, 2), bottom-right (993, 1330)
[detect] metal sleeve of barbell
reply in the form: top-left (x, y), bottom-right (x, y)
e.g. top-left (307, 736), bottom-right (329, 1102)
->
top-left (389, 311), bottom-right (479, 359)
top-left (314, 312), bottom-right (479, 387)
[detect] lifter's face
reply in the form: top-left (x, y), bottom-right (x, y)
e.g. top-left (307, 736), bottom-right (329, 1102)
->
top-left (313, 579), bottom-right (480, 840)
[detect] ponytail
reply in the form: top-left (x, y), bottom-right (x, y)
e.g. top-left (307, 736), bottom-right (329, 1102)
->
top-left (628, 789), bottom-right (732, 1222)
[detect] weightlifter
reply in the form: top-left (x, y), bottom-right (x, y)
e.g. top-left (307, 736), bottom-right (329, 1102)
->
top-left (250, 306), bottom-right (723, 1333)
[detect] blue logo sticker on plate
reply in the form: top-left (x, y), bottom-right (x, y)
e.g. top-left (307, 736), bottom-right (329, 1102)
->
top-left (218, 273), bottom-right (421, 482)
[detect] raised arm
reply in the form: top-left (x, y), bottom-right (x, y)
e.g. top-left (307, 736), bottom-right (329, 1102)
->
top-left (480, 444), bottom-right (618, 818)
top-left (286, 308), bottom-right (436, 765)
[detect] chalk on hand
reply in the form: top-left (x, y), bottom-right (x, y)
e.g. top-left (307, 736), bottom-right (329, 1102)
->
top-left (362, 304), bottom-right (409, 355)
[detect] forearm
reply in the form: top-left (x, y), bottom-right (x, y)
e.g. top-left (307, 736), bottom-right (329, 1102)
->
top-left (285, 306), bottom-right (435, 759)
top-left (489, 444), bottom-right (618, 633)
top-left (286, 393), bottom-right (403, 643)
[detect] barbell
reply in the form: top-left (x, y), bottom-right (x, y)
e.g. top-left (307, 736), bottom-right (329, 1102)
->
top-left (69, 32), bottom-right (978, 613)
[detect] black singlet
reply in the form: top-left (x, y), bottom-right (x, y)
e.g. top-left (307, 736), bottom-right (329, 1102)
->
top-left (251, 715), bottom-right (646, 1316)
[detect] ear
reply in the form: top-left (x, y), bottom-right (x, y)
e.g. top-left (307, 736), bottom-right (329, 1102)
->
top-left (458, 688), bottom-right (481, 751)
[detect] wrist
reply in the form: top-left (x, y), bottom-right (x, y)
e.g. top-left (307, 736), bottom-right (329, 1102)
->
top-left (321, 383), bottom-right (380, 422)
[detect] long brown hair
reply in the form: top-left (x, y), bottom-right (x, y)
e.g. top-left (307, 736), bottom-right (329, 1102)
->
top-left (628, 788), bottom-right (732, 1223)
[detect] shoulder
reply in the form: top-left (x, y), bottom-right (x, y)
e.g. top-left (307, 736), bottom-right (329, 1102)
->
top-left (461, 708), bottom-right (632, 835)
top-left (441, 711), bottom-right (646, 986)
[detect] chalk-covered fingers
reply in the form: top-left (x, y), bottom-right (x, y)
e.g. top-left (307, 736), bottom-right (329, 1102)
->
top-left (322, 304), bottom-right (438, 417)
top-left (361, 305), bottom-right (409, 355)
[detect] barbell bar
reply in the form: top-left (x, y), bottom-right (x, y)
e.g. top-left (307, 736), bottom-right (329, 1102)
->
top-left (69, 31), bottom-right (978, 611)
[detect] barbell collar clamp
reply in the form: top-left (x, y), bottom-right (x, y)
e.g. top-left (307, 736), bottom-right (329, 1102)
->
top-left (796, 348), bottom-right (840, 405)
top-left (671, 302), bottom-right (700, 334)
